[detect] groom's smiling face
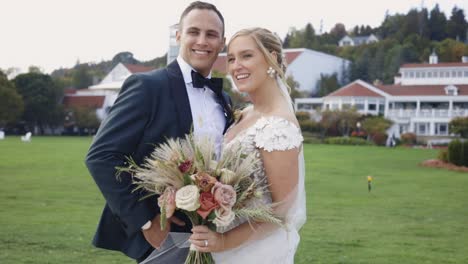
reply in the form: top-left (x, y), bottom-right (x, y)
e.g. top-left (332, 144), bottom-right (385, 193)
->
top-left (177, 9), bottom-right (225, 77)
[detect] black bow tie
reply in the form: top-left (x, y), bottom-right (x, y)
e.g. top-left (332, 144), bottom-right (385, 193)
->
top-left (191, 70), bottom-right (223, 95)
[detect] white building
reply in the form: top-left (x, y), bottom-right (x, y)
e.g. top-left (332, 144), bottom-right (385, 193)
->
top-left (338, 34), bottom-right (379, 47)
top-left (63, 63), bottom-right (154, 120)
top-left (212, 48), bottom-right (350, 95)
top-left (296, 54), bottom-right (468, 139)
top-left (167, 24), bottom-right (180, 65)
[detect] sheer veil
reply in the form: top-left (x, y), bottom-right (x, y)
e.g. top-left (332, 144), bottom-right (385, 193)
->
top-left (277, 76), bottom-right (307, 231)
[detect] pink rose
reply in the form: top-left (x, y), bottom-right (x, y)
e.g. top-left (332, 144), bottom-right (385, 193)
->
top-left (197, 192), bottom-right (219, 219)
top-left (158, 187), bottom-right (176, 218)
top-left (178, 160), bottom-right (193, 173)
top-left (212, 183), bottom-right (236, 210)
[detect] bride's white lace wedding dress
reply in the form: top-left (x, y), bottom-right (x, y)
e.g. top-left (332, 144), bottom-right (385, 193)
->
top-left (213, 116), bottom-right (306, 264)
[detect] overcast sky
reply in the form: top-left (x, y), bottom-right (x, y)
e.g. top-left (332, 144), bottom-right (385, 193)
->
top-left (1, 0), bottom-right (467, 73)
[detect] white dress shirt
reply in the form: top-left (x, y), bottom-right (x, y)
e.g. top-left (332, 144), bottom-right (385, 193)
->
top-left (176, 56), bottom-right (226, 156)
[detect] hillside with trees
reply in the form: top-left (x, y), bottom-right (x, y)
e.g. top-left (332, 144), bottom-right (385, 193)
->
top-left (283, 4), bottom-right (468, 96)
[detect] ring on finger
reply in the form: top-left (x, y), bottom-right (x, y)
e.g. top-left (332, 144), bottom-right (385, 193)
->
top-left (204, 240), bottom-right (208, 247)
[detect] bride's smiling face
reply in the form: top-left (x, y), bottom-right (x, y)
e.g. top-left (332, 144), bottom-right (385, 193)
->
top-left (227, 36), bottom-right (271, 94)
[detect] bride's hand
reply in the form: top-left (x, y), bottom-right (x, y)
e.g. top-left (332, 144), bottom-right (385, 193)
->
top-left (189, 225), bottom-right (224, 252)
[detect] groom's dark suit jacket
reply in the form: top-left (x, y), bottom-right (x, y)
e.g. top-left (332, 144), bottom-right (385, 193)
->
top-left (85, 60), bottom-right (233, 260)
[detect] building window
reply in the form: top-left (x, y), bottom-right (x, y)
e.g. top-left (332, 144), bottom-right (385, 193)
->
top-left (458, 71), bottom-right (463, 77)
top-left (355, 104), bottom-right (365, 110)
top-left (416, 123), bottom-right (429, 135)
top-left (410, 72), bottom-right (414, 78)
top-left (368, 104), bottom-right (377, 111)
top-left (379, 103), bottom-right (385, 114)
top-left (427, 71), bottom-right (432, 78)
top-left (435, 123), bottom-right (448, 135)
top-left (464, 71), bottom-right (468, 77)
top-left (415, 72), bottom-right (420, 78)
top-left (445, 71), bottom-right (450, 78)
top-left (421, 72), bottom-right (426, 78)
top-left (433, 71), bottom-right (438, 77)
top-left (452, 71), bottom-right (457, 77)
top-left (399, 125), bottom-right (409, 134)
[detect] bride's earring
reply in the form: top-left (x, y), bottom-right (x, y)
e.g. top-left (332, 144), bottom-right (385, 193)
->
top-left (267, 66), bottom-right (276, 78)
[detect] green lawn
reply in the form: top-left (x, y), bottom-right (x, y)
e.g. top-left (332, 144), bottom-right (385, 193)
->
top-left (0, 137), bottom-right (467, 263)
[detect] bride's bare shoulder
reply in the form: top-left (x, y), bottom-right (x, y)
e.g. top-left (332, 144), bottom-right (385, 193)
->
top-left (269, 109), bottom-right (299, 127)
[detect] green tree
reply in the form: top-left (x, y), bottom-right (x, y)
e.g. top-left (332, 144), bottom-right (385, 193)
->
top-left (436, 38), bottom-right (467, 62)
top-left (449, 117), bottom-right (468, 138)
top-left (316, 73), bottom-right (340, 97)
top-left (446, 7), bottom-right (468, 42)
top-left (72, 64), bottom-right (93, 89)
top-left (111, 51), bottom-right (139, 66)
top-left (72, 107), bottom-right (100, 135)
top-left (286, 75), bottom-right (305, 99)
top-left (362, 116), bottom-right (393, 145)
top-left (13, 73), bottom-right (64, 134)
top-left (319, 109), bottom-right (361, 138)
top-left (0, 71), bottom-right (24, 127)
top-left (428, 4), bottom-right (447, 41)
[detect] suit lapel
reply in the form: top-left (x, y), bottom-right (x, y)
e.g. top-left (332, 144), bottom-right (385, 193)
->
top-left (219, 93), bottom-right (234, 133)
top-left (167, 61), bottom-right (193, 136)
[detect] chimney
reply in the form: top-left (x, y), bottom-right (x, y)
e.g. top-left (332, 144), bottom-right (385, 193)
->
top-left (429, 50), bottom-right (438, 64)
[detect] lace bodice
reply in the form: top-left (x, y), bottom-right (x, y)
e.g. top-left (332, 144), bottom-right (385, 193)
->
top-left (218, 116), bottom-right (303, 233)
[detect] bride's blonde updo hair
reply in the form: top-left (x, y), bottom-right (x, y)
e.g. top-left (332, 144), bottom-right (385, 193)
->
top-left (228, 27), bottom-right (290, 92)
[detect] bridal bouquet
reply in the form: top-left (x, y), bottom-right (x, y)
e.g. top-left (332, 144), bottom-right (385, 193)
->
top-left (117, 134), bottom-right (281, 264)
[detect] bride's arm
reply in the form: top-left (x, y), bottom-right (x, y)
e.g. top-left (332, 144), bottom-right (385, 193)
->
top-left (189, 147), bottom-right (300, 252)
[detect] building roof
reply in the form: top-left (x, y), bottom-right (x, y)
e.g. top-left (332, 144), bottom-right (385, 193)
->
top-left (123, 64), bottom-right (155, 73)
top-left (327, 81), bottom-right (384, 98)
top-left (212, 49), bottom-right (304, 74)
top-left (63, 95), bottom-right (105, 108)
top-left (400, 62), bottom-right (468, 68)
top-left (375, 84), bottom-right (468, 96)
top-left (64, 88), bottom-right (77, 94)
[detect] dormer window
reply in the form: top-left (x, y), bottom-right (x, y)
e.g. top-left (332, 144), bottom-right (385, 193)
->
top-left (445, 85), bottom-right (458, 96)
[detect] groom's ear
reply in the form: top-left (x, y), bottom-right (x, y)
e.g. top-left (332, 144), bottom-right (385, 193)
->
top-left (176, 30), bottom-right (181, 44)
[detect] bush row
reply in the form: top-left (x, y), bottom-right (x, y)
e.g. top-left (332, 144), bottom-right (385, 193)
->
top-left (324, 137), bottom-right (373, 146)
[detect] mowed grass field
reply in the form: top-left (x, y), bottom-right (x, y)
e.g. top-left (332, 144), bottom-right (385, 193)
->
top-left (0, 137), bottom-right (467, 264)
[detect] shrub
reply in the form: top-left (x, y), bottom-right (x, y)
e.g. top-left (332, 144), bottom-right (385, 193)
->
top-left (372, 132), bottom-right (388, 146)
top-left (438, 149), bottom-right (449, 163)
top-left (324, 137), bottom-right (372, 146)
top-left (295, 111), bottom-right (311, 121)
top-left (463, 141), bottom-right (468, 166)
top-left (400, 132), bottom-right (417, 145)
top-left (448, 139), bottom-right (464, 166)
top-left (299, 119), bottom-right (321, 133)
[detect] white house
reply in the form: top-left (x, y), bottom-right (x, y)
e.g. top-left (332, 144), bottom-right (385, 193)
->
top-left (63, 63), bottom-right (155, 121)
top-left (212, 48), bottom-right (350, 95)
top-left (338, 34), bottom-right (379, 47)
top-left (295, 54), bottom-right (468, 139)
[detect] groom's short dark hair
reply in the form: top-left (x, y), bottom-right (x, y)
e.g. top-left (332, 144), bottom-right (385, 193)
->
top-left (179, 1), bottom-right (225, 36)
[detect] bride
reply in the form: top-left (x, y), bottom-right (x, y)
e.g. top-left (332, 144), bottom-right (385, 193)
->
top-left (189, 28), bottom-right (307, 263)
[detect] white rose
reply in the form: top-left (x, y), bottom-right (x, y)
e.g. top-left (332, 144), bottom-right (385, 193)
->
top-left (212, 207), bottom-right (235, 227)
top-left (175, 185), bottom-right (200, 211)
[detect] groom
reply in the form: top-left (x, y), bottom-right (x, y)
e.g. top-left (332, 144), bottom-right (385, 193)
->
top-left (85, 2), bottom-right (232, 263)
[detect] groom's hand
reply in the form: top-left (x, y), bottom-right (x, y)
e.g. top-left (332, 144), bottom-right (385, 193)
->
top-left (142, 214), bottom-right (185, 249)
